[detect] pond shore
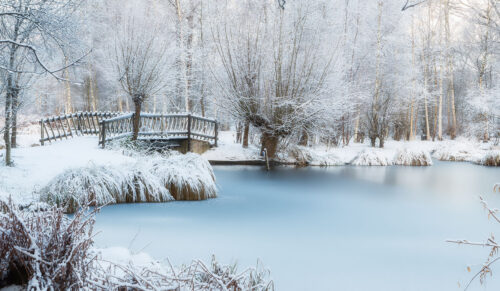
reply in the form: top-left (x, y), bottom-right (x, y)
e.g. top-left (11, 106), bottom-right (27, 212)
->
top-left (203, 131), bottom-right (500, 167)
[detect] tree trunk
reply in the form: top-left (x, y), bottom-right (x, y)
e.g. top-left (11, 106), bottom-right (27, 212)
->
top-left (4, 76), bottom-right (13, 166)
top-left (132, 101), bottom-right (142, 141)
top-left (11, 89), bottom-right (19, 148)
top-left (236, 122), bottom-right (242, 143)
top-left (242, 122), bottom-right (250, 148)
top-left (299, 129), bottom-right (308, 146)
top-left (261, 131), bottom-right (279, 160)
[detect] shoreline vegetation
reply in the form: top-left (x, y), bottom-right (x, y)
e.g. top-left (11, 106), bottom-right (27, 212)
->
top-left (0, 200), bottom-right (274, 290)
top-left (203, 131), bottom-right (499, 168)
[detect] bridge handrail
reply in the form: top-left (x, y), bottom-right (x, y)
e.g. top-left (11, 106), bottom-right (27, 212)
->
top-left (40, 111), bottom-right (122, 145)
top-left (40, 111), bottom-right (218, 150)
top-left (99, 112), bottom-right (218, 149)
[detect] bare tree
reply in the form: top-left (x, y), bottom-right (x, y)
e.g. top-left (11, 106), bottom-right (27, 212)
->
top-left (214, 3), bottom-right (333, 158)
top-left (113, 18), bottom-right (168, 141)
top-left (0, 0), bottom-right (85, 166)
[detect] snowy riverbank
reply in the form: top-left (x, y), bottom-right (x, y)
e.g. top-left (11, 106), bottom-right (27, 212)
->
top-left (202, 131), bottom-right (499, 166)
top-left (1, 131), bottom-right (498, 204)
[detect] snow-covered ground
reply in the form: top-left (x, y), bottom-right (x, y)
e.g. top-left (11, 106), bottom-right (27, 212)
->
top-left (202, 131), bottom-right (261, 161)
top-left (0, 137), bottom-right (136, 204)
top-left (0, 135), bottom-right (217, 206)
top-left (202, 131), bottom-right (499, 166)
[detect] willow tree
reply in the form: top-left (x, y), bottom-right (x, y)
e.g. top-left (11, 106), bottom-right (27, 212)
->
top-left (214, 2), bottom-right (333, 158)
top-left (114, 18), bottom-right (167, 140)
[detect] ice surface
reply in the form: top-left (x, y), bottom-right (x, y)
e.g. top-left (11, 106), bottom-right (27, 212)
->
top-left (94, 162), bottom-right (500, 291)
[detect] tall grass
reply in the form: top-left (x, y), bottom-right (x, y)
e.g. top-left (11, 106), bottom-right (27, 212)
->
top-left (393, 148), bottom-right (433, 166)
top-left (39, 153), bottom-right (217, 213)
top-left (40, 164), bottom-right (173, 213)
top-left (153, 153), bottom-right (217, 200)
top-left (480, 151), bottom-right (500, 166)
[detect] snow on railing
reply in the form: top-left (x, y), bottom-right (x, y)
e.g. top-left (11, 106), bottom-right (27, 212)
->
top-left (98, 113), bottom-right (218, 149)
top-left (40, 111), bottom-right (218, 150)
top-left (40, 111), bottom-right (122, 145)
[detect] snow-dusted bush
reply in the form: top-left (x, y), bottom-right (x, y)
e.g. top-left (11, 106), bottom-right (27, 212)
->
top-left (288, 146), bottom-right (344, 167)
top-left (479, 151), bottom-right (500, 166)
top-left (153, 153), bottom-right (217, 200)
top-left (350, 149), bottom-right (392, 166)
top-left (393, 148), bottom-right (433, 166)
top-left (0, 199), bottom-right (95, 289)
top-left (40, 163), bottom-right (173, 213)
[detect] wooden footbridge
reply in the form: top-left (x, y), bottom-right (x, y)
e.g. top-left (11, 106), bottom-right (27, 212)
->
top-left (40, 112), bottom-right (218, 153)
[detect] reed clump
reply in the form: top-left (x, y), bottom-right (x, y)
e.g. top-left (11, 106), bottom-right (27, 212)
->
top-left (393, 148), bottom-right (433, 166)
top-left (480, 151), bottom-right (500, 166)
top-left (153, 153), bottom-right (217, 200)
top-left (39, 153), bottom-right (217, 213)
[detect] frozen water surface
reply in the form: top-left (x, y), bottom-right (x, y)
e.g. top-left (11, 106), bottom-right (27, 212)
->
top-left (94, 161), bottom-right (500, 291)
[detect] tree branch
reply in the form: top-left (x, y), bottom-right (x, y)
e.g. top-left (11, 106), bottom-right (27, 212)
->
top-left (401, 0), bottom-right (427, 11)
top-left (0, 39), bottom-right (89, 81)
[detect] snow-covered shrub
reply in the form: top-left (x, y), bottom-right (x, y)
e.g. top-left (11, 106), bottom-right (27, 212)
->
top-left (0, 199), bottom-right (95, 289)
top-left (393, 148), bottom-right (433, 166)
top-left (288, 146), bottom-right (344, 167)
top-left (350, 149), bottom-right (392, 166)
top-left (153, 153), bottom-right (217, 200)
top-left (40, 163), bottom-right (173, 213)
top-left (479, 151), bottom-right (500, 166)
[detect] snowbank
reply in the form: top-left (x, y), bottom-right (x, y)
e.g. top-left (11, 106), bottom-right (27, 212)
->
top-left (393, 148), bottom-right (433, 166)
top-left (202, 131), bottom-right (261, 161)
top-left (350, 149), bottom-right (392, 166)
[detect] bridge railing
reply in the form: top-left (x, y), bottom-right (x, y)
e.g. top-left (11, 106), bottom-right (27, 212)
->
top-left (40, 111), bottom-right (121, 145)
top-left (98, 113), bottom-right (218, 149)
top-left (41, 111), bottom-right (218, 149)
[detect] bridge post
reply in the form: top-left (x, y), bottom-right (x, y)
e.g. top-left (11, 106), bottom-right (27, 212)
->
top-left (187, 113), bottom-right (192, 152)
top-left (100, 121), bottom-right (106, 148)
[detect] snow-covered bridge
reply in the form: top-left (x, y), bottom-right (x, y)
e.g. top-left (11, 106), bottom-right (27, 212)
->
top-left (40, 112), bottom-right (218, 154)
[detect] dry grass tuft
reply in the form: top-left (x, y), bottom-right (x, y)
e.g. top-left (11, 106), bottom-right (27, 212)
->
top-left (40, 164), bottom-right (173, 213)
top-left (480, 151), bottom-right (500, 166)
top-left (351, 149), bottom-right (392, 166)
top-left (393, 148), bottom-right (433, 166)
top-left (153, 153), bottom-right (217, 200)
top-left (96, 254), bottom-right (274, 291)
top-left (39, 153), bottom-right (217, 213)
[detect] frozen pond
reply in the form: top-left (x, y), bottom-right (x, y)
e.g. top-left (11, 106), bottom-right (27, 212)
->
top-left (94, 161), bottom-right (500, 290)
